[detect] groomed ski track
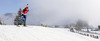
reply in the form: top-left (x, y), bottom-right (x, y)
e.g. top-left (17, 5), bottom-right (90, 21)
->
top-left (0, 25), bottom-right (99, 41)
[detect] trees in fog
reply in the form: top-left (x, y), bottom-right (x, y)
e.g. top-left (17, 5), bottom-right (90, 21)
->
top-left (74, 20), bottom-right (89, 30)
top-left (14, 8), bottom-right (22, 25)
top-left (68, 20), bottom-right (89, 31)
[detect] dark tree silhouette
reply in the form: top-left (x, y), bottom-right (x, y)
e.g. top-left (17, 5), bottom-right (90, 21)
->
top-left (14, 8), bottom-right (24, 25)
top-left (75, 20), bottom-right (89, 30)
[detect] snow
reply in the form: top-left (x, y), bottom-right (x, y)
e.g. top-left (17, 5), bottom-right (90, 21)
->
top-left (0, 25), bottom-right (99, 41)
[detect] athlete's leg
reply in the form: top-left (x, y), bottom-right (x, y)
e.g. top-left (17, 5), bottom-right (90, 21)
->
top-left (19, 16), bottom-right (23, 23)
top-left (24, 15), bottom-right (27, 26)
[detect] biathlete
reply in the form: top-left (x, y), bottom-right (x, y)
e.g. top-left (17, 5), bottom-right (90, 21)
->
top-left (18, 6), bottom-right (29, 26)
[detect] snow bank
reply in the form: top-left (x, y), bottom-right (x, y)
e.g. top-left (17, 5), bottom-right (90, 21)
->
top-left (0, 25), bottom-right (99, 41)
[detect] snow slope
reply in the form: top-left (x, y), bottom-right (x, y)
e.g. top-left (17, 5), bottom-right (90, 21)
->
top-left (0, 25), bottom-right (99, 41)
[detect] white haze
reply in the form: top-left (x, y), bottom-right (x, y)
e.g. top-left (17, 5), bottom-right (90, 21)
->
top-left (0, 13), bottom-right (16, 25)
top-left (20, 0), bottom-right (100, 27)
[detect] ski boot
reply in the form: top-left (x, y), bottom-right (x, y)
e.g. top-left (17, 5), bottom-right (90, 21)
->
top-left (23, 23), bottom-right (27, 27)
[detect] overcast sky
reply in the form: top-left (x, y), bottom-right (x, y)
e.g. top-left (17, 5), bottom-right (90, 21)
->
top-left (0, 0), bottom-right (100, 27)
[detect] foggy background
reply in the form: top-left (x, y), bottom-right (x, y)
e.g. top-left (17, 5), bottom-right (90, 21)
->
top-left (1, 0), bottom-right (100, 27)
top-left (27, 0), bottom-right (100, 27)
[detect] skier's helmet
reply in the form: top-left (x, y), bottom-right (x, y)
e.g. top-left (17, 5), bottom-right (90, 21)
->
top-left (26, 7), bottom-right (29, 10)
